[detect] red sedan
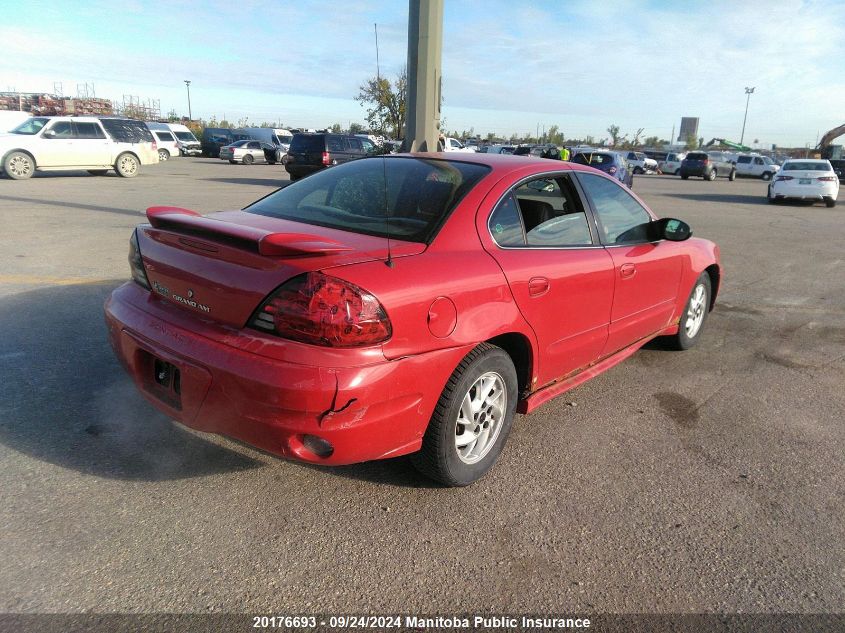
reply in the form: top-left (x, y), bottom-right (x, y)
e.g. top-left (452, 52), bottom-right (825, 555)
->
top-left (105, 153), bottom-right (721, 486)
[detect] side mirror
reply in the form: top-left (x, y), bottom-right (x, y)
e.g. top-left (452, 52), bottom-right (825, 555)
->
top-left (42, 129), bottom-right (55, 138)
top-left (652, 217), bottom-right (691, 241)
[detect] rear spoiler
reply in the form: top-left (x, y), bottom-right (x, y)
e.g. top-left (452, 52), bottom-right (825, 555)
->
top-left (145, 207), bottom-right (352, 257)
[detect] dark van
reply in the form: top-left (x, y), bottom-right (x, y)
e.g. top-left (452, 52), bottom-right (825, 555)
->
top-left (284, 133), bottom-right (377, 180)
top-left (201, 127), bottom-right (250, 157)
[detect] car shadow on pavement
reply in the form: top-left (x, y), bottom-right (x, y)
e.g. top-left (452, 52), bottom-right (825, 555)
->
top-left (661, 192), bottom-right (770, 205)
top-left (0, 194), bottom-right (143, 217)
top-left (202, 177), bottom-right (288, 188)
top-left (0, 281), bottom-right (261, 481)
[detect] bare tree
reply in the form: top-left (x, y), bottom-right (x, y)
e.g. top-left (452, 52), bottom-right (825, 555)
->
top-left (607, 124), bottom-right (622, 146)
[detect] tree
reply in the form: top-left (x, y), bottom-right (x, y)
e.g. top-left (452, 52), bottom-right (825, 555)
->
top-left (547, 125), bottom-right (565, 145)
top-left (330, 122), bottom-right (343, 133)
top-left (630, 128), bottom-right (645, 148)
top-left (685, 134), bottom-right (698, 149)
top-left (349, 122), bottom-right (364, 134)
top-left (643, 135), bottom-right (661, 147)
top-left (607, 124), bottom-right (622, 146)
top-left (355, 68), bottom-right (406, 139)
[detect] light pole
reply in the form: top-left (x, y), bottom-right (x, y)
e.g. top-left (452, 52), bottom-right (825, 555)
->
top-left (740, 86), bottom-right (755, 145)
top-left (184, 80), bottom-right (192, 122)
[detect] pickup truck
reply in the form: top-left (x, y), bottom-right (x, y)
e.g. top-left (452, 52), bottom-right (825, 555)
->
top-left (734, 154), bottom-right (780, 180)
top-left (625, 151), bottom-right (658, 174)
top-left (442, 137), bottom-right (476, 152)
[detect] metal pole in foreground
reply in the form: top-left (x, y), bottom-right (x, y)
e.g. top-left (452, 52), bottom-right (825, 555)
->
top-left (402, 0), bottom-right (444, 152)
top-left (184, 80), bottom-right (192, 122)
top-left (739, 86), bottom-right (754, 145)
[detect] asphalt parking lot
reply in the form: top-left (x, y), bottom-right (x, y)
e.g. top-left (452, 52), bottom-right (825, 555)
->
top-left (1, 159), bottom-right (843, 615)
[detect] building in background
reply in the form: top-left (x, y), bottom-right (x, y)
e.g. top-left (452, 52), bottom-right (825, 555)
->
top-left (678, 117), bottom-right (700, 143)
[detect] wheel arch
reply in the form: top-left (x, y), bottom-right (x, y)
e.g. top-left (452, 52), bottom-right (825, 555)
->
top-left (2, 148), bottom-right (37, 169)
top-left (486, 332), bottom-right (534, 399)
top-left (116, 150), bottom-right (141, 163)
top-left (704, 263), bottom-right (720, 310)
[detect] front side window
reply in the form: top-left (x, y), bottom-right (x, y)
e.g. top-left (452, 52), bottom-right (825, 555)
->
top-left (488, 174), bottom-right (593, 248)
top-left (46, 121), bottom-right (73, 138)
top-left (577, 173), bottom-right (652, 244)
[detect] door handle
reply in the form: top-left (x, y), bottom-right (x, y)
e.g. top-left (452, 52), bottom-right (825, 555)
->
top-left (620, 263), bottom-right (636, 279)
top-left (528, 277), bottom-right (550, 297)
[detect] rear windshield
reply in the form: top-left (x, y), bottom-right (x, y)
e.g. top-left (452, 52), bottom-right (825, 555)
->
top-left (573, 152), bottom-right (613, 165)
top-left (246, 157), bottom-right (490, 243)
top-left (782, 162), bottom-right (831, 171)
top-left (290, 135), bottom-right (325, 152)
top-left (100, 119), bottom-right (153, 143)
top-left (686, 153), bottom-right (708, 160)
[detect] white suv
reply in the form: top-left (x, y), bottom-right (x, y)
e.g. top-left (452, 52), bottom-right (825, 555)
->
top-left (0, 116), bottom-right (159, 179)
top-left (735, 154), bottom-right (780, 180)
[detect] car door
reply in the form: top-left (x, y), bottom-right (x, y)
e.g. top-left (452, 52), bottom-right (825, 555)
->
top-left (342, 137), bottom-right (364, 163)
top-left (246, 141), bottom-right (262, 161)
top-left (72, 121), bottom-right (111, 166)
top-left (575, 171), bottom-right (684, 355)
top-left (37, 120), bottom-right (76, 166)
top-left (479, 172), bottom-right (615, 387)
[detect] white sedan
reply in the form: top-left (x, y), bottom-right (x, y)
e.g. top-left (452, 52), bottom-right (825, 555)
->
top-left (767, 159), bottom-right (839, 207)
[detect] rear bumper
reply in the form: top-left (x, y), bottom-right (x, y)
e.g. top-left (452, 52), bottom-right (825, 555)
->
top-left (104, 283), bottom-right (468, 465)
top-left (771, 183), bottom-right (838, 200)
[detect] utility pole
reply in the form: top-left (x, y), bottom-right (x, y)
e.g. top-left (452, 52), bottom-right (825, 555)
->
top-left (402, 0), bottom-right (444, 152)
top-left (740, 86), bottom-right (755, 145)
top-left (184, 80), bottom-right (192, 122)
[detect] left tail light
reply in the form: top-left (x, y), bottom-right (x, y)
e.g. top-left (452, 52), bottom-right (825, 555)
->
top-left (776, 175), bottom-right (793, 181)
top-left (249, 272), bottom-right (392, 347)
top-left (322, 151), bottom-right (331, 166)
top-left (129, 229), bottom-right (151, 290)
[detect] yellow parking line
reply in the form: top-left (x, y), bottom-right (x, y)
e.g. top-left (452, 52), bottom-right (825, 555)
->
top-left (0, 274), bottom-right (110, 286)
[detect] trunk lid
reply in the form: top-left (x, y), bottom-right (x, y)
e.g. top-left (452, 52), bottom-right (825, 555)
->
top-left (137, 207), bottom-right (425, 328)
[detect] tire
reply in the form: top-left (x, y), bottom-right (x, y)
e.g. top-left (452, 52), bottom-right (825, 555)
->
top-left (158, 149), bottom-right (169, 162)
top-left (706, 169), bottom-right (716, 181)
top-left (242, 154), bottom-right (254, 165)
top-left (114, 153), bottom-right (140, 178)
top-left (826, 197), bottom-right (837, 208)
top-left (87, 169), bottom-right (109, 176)
top-left (3, 151), bottom-right (35, 180)
top-left (761, 171), bottom-right (772, 181)
top-left (665, 273), bottom-right (711, 350)
top-left (228, 160), bottom-right (237, 164)
top-left (729, 169), bottom-right (736, 181)
top-left (411, 343), bottom-right (518, 486)
top-left (767, 186), bottom-right (777, 204)
top-left (681, 173), bottom-right (689, 180)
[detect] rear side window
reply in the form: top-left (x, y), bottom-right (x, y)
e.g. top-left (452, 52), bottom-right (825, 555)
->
top-left (100, 119), bottom-right (154, 143)
top-left (737, 156), bottom-right (752, 163)
top-left (686, 153), bottom-right (708, 160)
top-left (246, 157), bottom-right (490, 243)
top-left (326, 136), bottom-right (344, 151)
top-left (74, 122), bottom-right (106, 139)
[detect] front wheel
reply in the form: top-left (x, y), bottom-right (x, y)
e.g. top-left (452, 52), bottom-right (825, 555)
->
top-left (411, 343), bottom-right (517, 486)
top-left (158, 149), bottom-right (169, 162)
top-left (761, 171), bottom-right (773, 181)
top-left (728, 169), bottom-right (736, 181)
top-left (665, 274), bottom-right (712, 350)
top-left (115, 153), bottom-right (139, 178)
top-left (3, 151), bottom-right (35, 180)
top-left (706, 169), bottom-right (716, 181)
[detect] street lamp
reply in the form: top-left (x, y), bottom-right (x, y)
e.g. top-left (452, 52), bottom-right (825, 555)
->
top-left (184, 80), bottom-right (192, 122)
top-left (740, 86), bottom-right (755, 146)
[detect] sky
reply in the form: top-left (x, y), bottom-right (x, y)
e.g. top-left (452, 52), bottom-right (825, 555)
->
top-left (1, 0), bottom-right (843, 148)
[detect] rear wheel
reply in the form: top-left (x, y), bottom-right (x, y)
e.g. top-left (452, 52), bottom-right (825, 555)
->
top-left (706, 169), bottom-right (716, 181)
top-left (767, 186), bottom-right (777, 204)
top-left (665, 273), bottom-right (712, 350)
top-left (411, 343), bottom-right (517, 487)
top-left (761, 171), bottom-right (773, 181)
top-left (681, 173), bottom-right (689, 180)
top-left (3, 151), bottom-right (35, 180)
top-left (728, 169), bottom-right (736, 181)
top-left (243, 154), bottom-right (254, 165)
top-left (115, 153), bottom-right (139, 178)
top-left (826, 197), bottom-right (837, 208)
top-left (158, 149), bottom-right (169, 161)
